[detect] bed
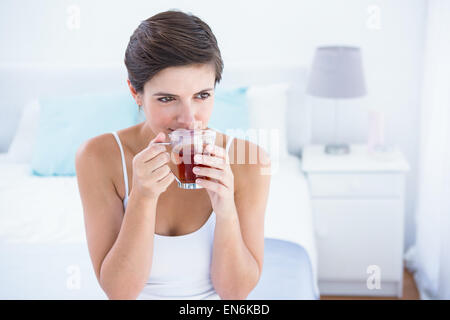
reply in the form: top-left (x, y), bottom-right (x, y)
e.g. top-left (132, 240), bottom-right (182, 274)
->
top-left (0, 64), bottom-right (319, 300)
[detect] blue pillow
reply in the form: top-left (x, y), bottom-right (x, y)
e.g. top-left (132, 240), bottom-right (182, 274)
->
top-left (30, 91), bottom-right (141, 176)
top-left (208, 86), bottom-right (249, 139)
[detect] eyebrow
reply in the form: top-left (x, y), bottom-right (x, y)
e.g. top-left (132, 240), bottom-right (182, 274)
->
top-left (152, 88), bottom-right (214, 97)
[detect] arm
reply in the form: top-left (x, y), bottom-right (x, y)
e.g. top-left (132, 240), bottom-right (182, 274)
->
top-left (210, 142), bottom-right (271, 299)
top-left (99, 190), bottom-right (158, 299)
top-left (75, 134), bottom-right (172, 299)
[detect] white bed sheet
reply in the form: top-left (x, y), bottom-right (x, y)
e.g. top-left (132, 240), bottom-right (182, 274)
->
top-left (264, 156), bottom-right (319, 297)
top-left (0, 154), bottom-right (318, 299)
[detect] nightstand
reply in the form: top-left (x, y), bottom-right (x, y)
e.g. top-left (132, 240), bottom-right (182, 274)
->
top-left (302, 144), bottom-right (410, 297)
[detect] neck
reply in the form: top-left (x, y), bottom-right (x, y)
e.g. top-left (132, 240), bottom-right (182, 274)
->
top-left (136, 122), bottom-right (158, 150)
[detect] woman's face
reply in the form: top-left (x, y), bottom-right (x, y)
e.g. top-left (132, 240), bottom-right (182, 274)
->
top-left (128, 63), bottom-right (216, 136)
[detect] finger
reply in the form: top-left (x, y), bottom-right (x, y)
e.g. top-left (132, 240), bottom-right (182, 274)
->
top-left (196, 177), bottom-right (228, 194)
top-left (140, 132), bottom-right (168, 161)
top-left (170, 146), bottom-right (183, 165)
top-left (159, 169), bottom-right (175, 187)
top-left (204, 144), bottom-right (227, 159)
top-left (149, 132), bottom-right (167, 145)
top-left (139, 144), bottom-right (167, 162)
top-left (149, 152), bottom-right (170, 169)
top-left (153, 165), bottom-right (171, 181)
top-left (193, 166), bottom-right (225, 181)
top-left (194, 154), bottom-right (225, 169)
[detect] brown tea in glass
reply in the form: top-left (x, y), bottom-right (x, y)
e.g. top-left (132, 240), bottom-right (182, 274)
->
top-left (167, 129), bottom-right (216, 189)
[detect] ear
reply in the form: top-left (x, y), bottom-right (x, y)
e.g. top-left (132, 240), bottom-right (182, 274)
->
top-left (127, 79), bottom-right (143, 106)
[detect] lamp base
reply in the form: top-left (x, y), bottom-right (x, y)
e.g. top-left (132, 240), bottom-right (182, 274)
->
top-left (325, 143), bottom-right (350, 155)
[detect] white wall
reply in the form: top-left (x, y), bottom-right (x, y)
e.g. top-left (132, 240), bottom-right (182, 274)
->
top-left (0, 0), bottom-right (426, 251)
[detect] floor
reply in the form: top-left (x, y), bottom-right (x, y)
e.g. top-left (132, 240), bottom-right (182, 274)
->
top-left (320, 268), bottom-right (420, 300)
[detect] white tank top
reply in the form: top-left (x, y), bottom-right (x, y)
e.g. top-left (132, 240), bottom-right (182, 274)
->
top-left (111, 130), bottom-right (234, 300)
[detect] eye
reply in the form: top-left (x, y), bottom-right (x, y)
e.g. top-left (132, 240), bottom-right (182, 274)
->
top-left (158, 96), bottom-right (175, 103)
top-left (196, 92), bottom-right (210, 100)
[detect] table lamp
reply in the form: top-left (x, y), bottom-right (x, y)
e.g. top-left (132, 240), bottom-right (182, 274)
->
top-left (307, 46), bottom-right (367, 154)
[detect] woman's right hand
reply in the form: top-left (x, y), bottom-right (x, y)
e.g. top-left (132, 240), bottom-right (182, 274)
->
top-left (131, 132), bottom-right (175, 200)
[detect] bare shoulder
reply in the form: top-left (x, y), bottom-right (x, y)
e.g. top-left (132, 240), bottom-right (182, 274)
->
top-left (75, 132), bottom-right (127, 199)
top-left (228, 137), bottom-right (271, 194)
top-left (74, 132), bottom-right (127, 284)
top-left (75, 133), bottom-right (120, 174)
top-left (76, 123), bottom-right (140, 162)
top-left (206, 129), bottom-right (271, 192)
top-left (228, 137), bottom-right (271, 167)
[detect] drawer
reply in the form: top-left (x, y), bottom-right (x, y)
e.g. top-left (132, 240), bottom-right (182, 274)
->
top-left (312, 198), bottom-right (404, 282)
top-left (308, 173), bottom-right (404, 197)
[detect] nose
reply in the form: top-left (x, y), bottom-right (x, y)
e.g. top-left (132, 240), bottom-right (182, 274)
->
top-left (176, 101), bottom-right (196, 129)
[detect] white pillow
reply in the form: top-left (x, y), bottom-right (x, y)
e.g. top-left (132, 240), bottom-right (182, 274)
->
top-left (246, 82), bottom-right (291, 162)
top-left (6, 99), bottom-right (40, 164)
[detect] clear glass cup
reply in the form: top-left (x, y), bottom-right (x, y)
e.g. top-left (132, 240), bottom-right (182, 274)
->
top-left (156, 128), bottom-right (216, 189)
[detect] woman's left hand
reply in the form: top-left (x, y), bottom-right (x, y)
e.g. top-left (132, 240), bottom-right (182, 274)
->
top-left (193, 144), bottom-right (235, 217)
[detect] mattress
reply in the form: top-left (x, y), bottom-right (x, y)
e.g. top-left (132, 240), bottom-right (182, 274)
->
top-left (263, 155), bottom-right (318, 294)
top-left (0, 154), bottom-right (319, 299)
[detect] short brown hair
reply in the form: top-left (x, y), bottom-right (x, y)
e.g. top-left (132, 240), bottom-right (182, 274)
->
top-left (124, 10), bottom-right (224, 94)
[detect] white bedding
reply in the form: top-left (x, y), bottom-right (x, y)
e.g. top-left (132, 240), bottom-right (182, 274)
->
top-left (0, 154), bottom-right (318, 299)
top-left (264, 156), bottom-right (318, 297)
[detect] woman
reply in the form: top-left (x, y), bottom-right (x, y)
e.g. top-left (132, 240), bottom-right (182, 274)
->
top-left (75, 10), bottom-right (271, 300)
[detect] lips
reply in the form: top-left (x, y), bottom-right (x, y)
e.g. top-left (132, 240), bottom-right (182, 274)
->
top-left (168, 127), bottom-right (207, 133)
top-left (169, 127), bottom-right (191, 131)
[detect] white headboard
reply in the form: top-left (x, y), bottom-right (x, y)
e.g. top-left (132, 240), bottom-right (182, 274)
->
top-left (0, 64), bottom-right (310, 155)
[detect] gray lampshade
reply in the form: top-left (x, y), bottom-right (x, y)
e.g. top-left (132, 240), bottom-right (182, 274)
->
top-left (307, 46), bottom-right (367, 98)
